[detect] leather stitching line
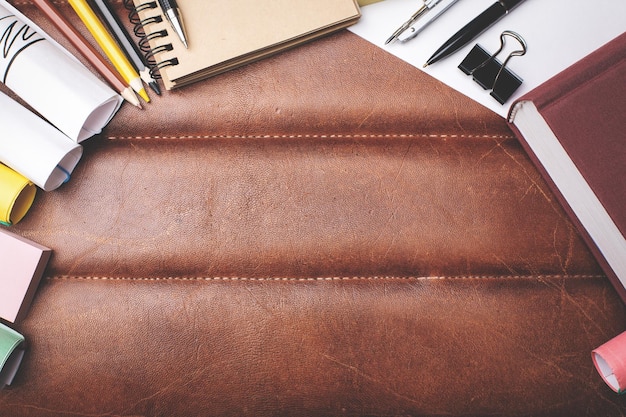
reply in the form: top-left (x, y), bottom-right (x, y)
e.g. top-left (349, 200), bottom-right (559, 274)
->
top-left (105, 134), bottom-right (516, 140)
top-left (47, 275), bottom-right (606, 282)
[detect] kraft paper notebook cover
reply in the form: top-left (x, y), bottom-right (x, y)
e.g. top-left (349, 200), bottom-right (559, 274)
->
top-left (0, 228), bottom-right (52, 323)
top-left (507, 32), bottom-right (626, 303)
top-left (131, 0), bottom-right (361, 90)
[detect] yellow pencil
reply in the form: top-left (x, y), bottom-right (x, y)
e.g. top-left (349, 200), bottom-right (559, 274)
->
top-left (68, 0), bottom-right (150, 103)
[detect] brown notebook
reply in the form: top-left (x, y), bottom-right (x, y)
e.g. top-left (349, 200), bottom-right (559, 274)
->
top-left (507, 32), bottom-right (626, 302)
top-left (131, 0), bottom-right (361, 90)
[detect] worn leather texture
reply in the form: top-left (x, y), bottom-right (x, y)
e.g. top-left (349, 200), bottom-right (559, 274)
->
top-left (1, 1), bottom-right (625, 416)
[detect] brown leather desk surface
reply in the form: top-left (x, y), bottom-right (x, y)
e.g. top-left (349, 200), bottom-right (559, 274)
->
top-left (1, 1), bottom-right (625, 416)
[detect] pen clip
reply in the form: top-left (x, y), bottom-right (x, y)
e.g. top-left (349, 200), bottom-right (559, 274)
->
top-left (387, 0), bottom-right (460, 44)
top-left (396, 23), bottom-right (421, 43)
top-left (385, 2), bottom-right (429, 44)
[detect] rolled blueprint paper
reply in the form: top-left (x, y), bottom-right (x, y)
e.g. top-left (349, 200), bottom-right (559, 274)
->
top-left (0, 91), bottom-right (82, 191)
top-left (592, 331), bottom-right (626, 394)
top-left (0, 1), bottom-right (122, 142)
top-left (0, 164), bottom-right (36, 226)
top-left (0, 323), bottom-right (25, 388)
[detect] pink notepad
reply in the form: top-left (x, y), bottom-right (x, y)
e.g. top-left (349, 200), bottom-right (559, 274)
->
top-left (0, 229), bottom-right (51, 323)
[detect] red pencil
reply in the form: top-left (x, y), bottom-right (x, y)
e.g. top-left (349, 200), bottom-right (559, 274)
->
top-left (31, 0), bottom-right (141, 108)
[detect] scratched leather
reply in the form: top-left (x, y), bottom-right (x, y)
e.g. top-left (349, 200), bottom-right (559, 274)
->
top-left (13, 134), bottom-right (602, 279)
top-left (2, 1), bottom-right (625, 416)
top-left (6, 276), bottom-right (625, 417)
top-left (7, 7), bottom-right (600, 279)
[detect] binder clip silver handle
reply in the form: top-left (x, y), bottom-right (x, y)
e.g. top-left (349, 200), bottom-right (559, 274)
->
top-left (458, 30), bottom-right (528, 104)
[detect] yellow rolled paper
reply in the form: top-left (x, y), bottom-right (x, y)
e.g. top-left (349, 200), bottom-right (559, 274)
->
top-left (357, 0), bottom-right (385, 5)
top-left (0, 165), bottom-right (36, 226)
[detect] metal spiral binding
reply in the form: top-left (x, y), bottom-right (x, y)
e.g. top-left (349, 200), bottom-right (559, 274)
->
top-left (123, 0), bottom-right (181, 79)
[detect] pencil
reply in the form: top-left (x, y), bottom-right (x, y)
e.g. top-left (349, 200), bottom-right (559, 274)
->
top-left (68, 0), bottom-right (150, 103)
top-left (31, 0), bottom-right (141, 108)
top-left (90, 0), bottom-right (161, 95)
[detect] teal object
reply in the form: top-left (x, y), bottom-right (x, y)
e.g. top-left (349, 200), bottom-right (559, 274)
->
top-left (0, 323), bottom-right (25, 388)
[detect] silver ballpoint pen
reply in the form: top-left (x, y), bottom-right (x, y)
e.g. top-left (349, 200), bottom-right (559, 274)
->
top-left (385, 0), bottom-right (460, 44)
top-left (158, 0), bottom-right (189, 48)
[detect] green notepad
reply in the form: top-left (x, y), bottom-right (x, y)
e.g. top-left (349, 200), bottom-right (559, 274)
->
top-left (0, 323), bottom-right (25, 388)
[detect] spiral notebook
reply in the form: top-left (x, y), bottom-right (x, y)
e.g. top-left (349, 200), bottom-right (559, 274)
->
top-left (130, 0), bottom-right (361, 90)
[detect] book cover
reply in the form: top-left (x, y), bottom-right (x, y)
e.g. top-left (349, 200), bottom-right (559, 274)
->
top-left (507, 32), bottom-right (626, 302)
top-left (0, 228), bottom-right (52, 323)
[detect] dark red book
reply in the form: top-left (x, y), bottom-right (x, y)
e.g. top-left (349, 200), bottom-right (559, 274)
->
top-left (507, 32), bottom-right (626, 303)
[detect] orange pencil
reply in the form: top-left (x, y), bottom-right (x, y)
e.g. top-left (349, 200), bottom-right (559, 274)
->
top-left (31, 0), bottom-right (141, 108)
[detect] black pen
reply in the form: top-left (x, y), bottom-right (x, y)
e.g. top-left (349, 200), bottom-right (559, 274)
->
top-left (424, 0), bottom-right (526, 67)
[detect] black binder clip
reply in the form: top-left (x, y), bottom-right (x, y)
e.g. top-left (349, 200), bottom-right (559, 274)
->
top-left (458, 30), bottom-right (527, 104)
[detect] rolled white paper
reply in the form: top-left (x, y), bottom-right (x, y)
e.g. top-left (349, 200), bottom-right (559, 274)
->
top-left (0, 91), bottom-right (82, 191)
top-left (0, 1), bottom-right (122, 142)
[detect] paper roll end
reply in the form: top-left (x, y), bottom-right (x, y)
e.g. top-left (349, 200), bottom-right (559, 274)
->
top-left (592, 331), bottom-right (626, 394)
top-left (0, 165), bottom-right (37, 226)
